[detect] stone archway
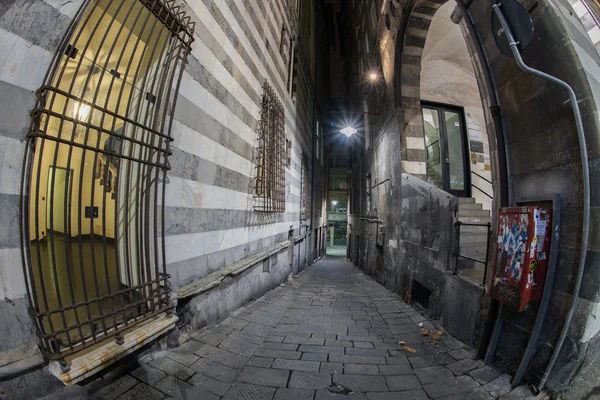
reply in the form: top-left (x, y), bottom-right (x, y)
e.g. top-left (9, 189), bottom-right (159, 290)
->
top-left (396, 0), bottom-right (450, 180)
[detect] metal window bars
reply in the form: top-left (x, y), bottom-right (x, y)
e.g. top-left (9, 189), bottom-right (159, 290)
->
top-left (255, 81), bottom-right (286, 213)
top-left (300, 153), bottom-right (311, 220)
top-left (19, 0), bottom-right (194, 360)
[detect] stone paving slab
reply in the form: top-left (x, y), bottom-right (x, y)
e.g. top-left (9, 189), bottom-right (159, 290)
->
top-left (333, 373), bottom-right (388, 392)
top-left (188, 373), bottom-right (231, 396)
top-left (271, 358), bottom-right (320, 372)
top-left (288, 371), bottom-right (332, 389)
top-left (237, 366), bottom-right (289, 388)
top-left (119, 382), bottom-right (165, 400)
top-left (273, 388), bottom-right (315, 400)
top-left (154, 375), bottom-right (218, 400)
top-left (222, 382), bottom-right (276, 400)
top-left (189, 358), bottom-right (241, 383)
top-left (366, 390), bottom-right (429, 400)
top-left (129, 364), bottom-right (166, 385)
top-left (71, 257), bottom-right (545, 400)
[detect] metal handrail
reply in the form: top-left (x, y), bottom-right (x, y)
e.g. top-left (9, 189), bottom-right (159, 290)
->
top-left (453, 221), bottom-right (492, 286)
top-left (472, 170), bottom-right (492, 185)
top-left (471, 171), bottom-right (493, 199)
top-left (581, 0), bottom-right (600, 28)
top-left (473, 184), bottom-right (493, 199)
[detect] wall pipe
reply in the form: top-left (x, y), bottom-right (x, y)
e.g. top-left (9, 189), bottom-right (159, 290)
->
top-left (492, 4), bottom-right (591, 394)
top-left (453, 0), bottom-right (510, 361)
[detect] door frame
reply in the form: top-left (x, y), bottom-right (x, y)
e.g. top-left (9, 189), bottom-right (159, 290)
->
top-left (421, 101), bottom-right (472, 198)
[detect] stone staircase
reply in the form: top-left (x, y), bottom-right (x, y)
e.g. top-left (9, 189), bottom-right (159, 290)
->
top-left (455, 197), bottom-right (492, 285)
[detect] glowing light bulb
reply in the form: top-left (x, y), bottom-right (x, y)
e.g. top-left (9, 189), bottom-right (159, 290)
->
top-left (340, 127), bottom-right (357, 137)
top-left (74, 102), bottom-right (91, 122)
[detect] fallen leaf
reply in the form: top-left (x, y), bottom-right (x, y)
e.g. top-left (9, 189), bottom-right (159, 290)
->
top-left (430, 330), bottom-right (444, 339)
top-left (398, 340), bottom-right (405, 345)
top-left (328, 383), bottom-right (354, 395)
top-left (431, 340), bottom-right (438, 345)
top-left (421, 327), bottom-right (430, 336)
top-left (402, 345), bottom-right (417, 353)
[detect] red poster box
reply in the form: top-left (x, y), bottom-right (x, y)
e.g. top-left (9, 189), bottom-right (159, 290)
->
top-left (489, 206), bottom-right (552, 312)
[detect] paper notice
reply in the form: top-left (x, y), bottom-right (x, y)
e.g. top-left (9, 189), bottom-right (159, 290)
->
top-left (535, 221), bottom-right (547, 236)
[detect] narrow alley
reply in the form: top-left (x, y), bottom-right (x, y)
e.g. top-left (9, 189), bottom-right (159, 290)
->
top-left (1, 0), bottom-right (599, 398)
top-left (35, 257), bottom-right (540, 400)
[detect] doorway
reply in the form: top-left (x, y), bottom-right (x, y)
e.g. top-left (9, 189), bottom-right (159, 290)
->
top-left (421, 102), bottom-right (471, 197)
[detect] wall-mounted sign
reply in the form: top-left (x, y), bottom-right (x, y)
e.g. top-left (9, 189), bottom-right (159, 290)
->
top-left (470, 140), bottom-right (484, 153)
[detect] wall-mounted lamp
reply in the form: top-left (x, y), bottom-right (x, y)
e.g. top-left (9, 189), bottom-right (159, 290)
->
top-left (331, 200), bottom-right (338, 205)
top-left (369, 73), bottom-right (378, 81)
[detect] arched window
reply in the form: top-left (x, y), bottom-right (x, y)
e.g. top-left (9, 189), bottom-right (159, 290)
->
top-left (20, 0), bottom-right (194, 360)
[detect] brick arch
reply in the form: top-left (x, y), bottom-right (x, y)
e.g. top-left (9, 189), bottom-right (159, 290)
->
top-left (396, 0), bottom-right (450, 179)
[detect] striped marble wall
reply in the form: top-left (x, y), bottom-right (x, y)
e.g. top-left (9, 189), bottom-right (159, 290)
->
top-left (163, 0), bottom-right (316, 287)
top-left (0, 0), bottom-right (317, 352)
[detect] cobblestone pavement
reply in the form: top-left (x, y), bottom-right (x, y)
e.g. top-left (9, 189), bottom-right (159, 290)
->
top-left (49, 257), bottom-right (546, 400)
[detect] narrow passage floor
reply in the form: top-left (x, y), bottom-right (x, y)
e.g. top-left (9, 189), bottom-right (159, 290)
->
top-left (55, 257), bottom-right (544, 400)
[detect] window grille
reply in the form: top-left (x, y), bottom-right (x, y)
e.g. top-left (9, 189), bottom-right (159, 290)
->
top-left (19, 0), bottom-right (194, 360)
top-left (255, 81), bottom-right (286, 213)
top-left (300, 153), bottom-right (310, 220)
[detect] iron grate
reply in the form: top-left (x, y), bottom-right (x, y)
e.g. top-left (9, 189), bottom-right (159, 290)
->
top-left (255, 81), bottom-right (286, 213)
top-left (19, 0), bottom-right (194, 361)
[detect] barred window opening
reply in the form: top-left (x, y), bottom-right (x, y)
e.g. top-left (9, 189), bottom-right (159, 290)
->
top-left (300, 153), bottom-right (311, 220)
top-left (255, 81), bottom-right (286, 213)
top-left (20, 0), bottom-right (194, 360)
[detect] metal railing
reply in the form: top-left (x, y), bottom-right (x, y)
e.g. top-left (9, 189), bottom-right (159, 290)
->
top-left (453, 221), bottom-right (492, 286)
top-left (471, 171), bottom-right (493, 199)
top-left (20, 0), bottom-right (194, 362)
top-left (581, 0), bottom-right (600, 27)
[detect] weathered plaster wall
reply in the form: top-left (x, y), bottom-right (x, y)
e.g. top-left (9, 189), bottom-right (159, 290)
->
top-left (0, 0), bottom-right (322, 373)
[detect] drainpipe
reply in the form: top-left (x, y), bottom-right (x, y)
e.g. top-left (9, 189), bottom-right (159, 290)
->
top-left (492, 4), bottom-right (590, 394)
top-left (453, 0), bottom-right (510, 360)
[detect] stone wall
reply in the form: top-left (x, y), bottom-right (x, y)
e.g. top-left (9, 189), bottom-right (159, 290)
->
top-left (466, 1), bottom-right (600, 394)
top-left (345, 0), bottom-right (600, 396)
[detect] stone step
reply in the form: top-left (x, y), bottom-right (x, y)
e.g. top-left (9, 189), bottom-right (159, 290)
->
top-left (459, 244), bottom-right (489, 255)
top-left (458, 216), bottom-right (491, 225)
top-left (458, 209), bottom-right (490, 218)
top-left (457, 202), bottom-right (483, 211)
top-left (459, 233), bottom-right (488, 244)
top-left (460, 226), bottom-right (491, 234)
top-left (458, 197), bottom-right (476, 204)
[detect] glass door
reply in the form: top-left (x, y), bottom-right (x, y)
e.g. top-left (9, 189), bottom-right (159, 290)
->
top-left (421, 103), bottom-right (470, 197)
